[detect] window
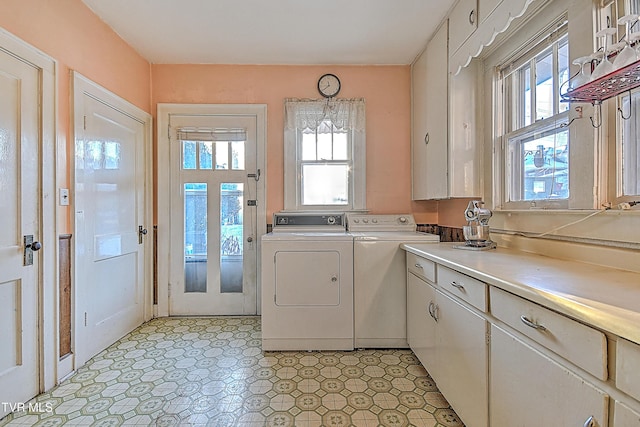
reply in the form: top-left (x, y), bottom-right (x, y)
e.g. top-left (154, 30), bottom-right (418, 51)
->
top-left (497, 20), bottom-right (571, 208)
top-left (284, 98), bottom-right (366, 211)
top-left (605, 0), bottom-right (640, 200)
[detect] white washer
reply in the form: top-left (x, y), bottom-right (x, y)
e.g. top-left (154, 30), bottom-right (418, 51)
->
top-left (261, 213), bottom-right (354, 351)
top-left (347, 213), bottom-right (439, 348)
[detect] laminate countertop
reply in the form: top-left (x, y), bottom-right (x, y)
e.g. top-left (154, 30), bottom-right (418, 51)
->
top-left (401, 242), bottom-right (640, 345)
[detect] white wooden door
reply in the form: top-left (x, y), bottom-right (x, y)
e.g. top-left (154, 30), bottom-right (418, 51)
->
top-left (0, 47), bottom-right (41, 418)
top-left (168, 114), bottom-right (258, 315)
top-left (74, 74), bottom-right (151, 366)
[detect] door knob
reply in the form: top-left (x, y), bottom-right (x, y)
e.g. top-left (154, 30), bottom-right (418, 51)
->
top-left (23, 235), bottom-right (41, 266)
top-left (138, 225), bottom-right (148, 244)
top-left (28, 241), bottom-right (42, 251)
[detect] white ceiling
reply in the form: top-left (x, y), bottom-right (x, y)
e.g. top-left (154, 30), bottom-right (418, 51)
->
top-left (82, 0), bottom-right (456, 65)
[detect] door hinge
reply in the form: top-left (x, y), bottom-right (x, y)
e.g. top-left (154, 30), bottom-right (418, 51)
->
top-left (83, 115), bottom-right (87, 130)
top-left (168, 283), bottom-right (171, 297)
top-left (486, 329), bottom-right (490, 346)
top-left (84, 312), bottom-right (87, 327)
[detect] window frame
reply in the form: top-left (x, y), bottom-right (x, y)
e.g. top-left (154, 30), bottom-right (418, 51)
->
top-left (283, 103), bottom-right (366, 212)
top-left (492, 12), bottom-right (599, 211)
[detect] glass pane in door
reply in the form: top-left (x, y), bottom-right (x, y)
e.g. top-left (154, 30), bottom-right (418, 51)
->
top-left (220, 183), bottom-right (243, 293)
top-left (184, 183), bottom-right (207, 292)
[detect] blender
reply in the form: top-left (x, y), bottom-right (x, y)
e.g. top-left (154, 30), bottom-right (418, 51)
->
top-left (454, 200), bottom-right (497, 250)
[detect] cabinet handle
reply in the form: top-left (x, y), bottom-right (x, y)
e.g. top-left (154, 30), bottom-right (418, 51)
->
top-left (450, 281), bottom-right (465, 291)
top-left (469, 9), bottom-right (476, 25)
top-left (428, 301), bottom-right (439, 322)
top-left (520, 315), bottom-right (547, 331)
top-left (424, 133), bottom-right (429, 145)
top-left (415, 263), bottom-right (423, 269)
top-left (583, 415), bottom-right (595, 427)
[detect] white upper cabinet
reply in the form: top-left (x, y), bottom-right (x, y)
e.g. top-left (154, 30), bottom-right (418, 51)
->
top-left (411, 21), bottom-right (449, 200)
top-left (449, 59), bottom-right (482, 198)
top-left (449, 0), bottom-right (478, 55)
top-left (478, 0), bottom-right (501, 24)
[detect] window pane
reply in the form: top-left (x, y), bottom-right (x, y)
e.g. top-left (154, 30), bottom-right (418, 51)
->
top-left (301, 132), bottom-right (317, 160)
top-left (231, 141), bottom-right (245, 170)
top-left (220, 183), bottom-right (243, 293)
top-left (333, 132), bottom-right (349, 160)
top-left (302, 164), bottom-right (349, 205)
top-left (621, 93), bottom-right (640, 196)
top-left (184, 183), bottom-right (207, 293)
top-left (317, 132), bottom-right (333, 160)
top-left (535, 50), bottom-right (554, 120)
top-left (558, 38), bottom-right (569, 113)
top-left (183, 141), bottom-right (196, 169)
top-left (514, 128), bottom-right (569, 201)
top-left (215, 141), bottom-right (229, 169)
top-left (523, 66), bottom-right (532, 127)
top-left (199, 141), bottom-right (213, 169)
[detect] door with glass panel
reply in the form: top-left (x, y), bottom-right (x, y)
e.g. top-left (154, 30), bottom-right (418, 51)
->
top-left (169, 115), bottom-right (257, 315)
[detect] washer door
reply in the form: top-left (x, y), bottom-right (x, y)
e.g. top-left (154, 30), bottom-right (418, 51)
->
top-left (275, 251), bottom-right (340, 306)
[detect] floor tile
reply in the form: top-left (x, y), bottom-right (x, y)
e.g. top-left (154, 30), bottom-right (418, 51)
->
top-left (1, 317), bottom-right (464, 426)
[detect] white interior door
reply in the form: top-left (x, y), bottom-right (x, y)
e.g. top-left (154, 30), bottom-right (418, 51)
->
top-left (0, 47), bottom-right (41, 418)
top-left (74, 74), bottom-right (151, 366)
top-left (168, 114), bottom-right (258, 315)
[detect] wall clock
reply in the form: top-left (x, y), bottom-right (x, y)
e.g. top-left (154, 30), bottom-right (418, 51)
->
top-left (317, 73), bottom-right (341, 98)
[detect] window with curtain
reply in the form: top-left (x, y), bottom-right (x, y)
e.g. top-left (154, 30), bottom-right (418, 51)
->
top-left (283, 98), bottom-right (366, 211)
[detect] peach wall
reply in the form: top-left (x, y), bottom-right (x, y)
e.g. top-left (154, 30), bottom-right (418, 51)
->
top-left (152, 64), bottom-right (438, 222)
top-left (0, 0), bottom-right (151, 232)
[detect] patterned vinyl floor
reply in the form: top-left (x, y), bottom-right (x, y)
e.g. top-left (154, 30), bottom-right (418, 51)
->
top-left (0, 317), bottom-right (464, 427)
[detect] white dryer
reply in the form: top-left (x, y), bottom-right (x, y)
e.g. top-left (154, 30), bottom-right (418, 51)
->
top-left (347, 213), bottom-right (439, 348)
top-left (261, 213), bottom-right (354, 351)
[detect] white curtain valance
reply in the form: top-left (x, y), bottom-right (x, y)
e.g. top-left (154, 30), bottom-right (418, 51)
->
top-left (284, 98), bottom-right (366, 132)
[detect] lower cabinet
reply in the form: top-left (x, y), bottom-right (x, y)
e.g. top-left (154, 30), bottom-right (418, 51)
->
top-left (614, 401), bottom-right (640, 426)
top-left (407, 271), bottom-right (488, 427)
top-left (436, 290), bottom-right (488, 427)
top-left (407, 272), bottom-right (437, 372)
top-left (490, 324), bottom-right (609, 427)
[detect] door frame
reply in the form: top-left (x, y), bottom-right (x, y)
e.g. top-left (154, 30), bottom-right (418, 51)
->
top-left (157, 104), bottom-right (267, 317)
top-left (0, 28), bottom-right (56, 392)
top-left (71, 72), bottom-right (154, 367)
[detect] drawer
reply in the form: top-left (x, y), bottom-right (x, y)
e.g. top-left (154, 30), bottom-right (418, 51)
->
top-left (490, 287), bottom-right (607, 380)
top-left (407, 253), bottom-right (435, 282)
top-left (614, 401), bottom-right (640, 426)
top-left (437, 265), bottom-right (487, 312)
top-left (616, 338), bottom-right (640, 401)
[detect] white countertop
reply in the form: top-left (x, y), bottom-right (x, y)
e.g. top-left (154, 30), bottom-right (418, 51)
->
top-left (402, 243), bottom-right (640, 345)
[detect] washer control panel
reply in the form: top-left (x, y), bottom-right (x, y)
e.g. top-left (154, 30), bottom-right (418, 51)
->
top-left (346, 214), bottom-right (417, 232)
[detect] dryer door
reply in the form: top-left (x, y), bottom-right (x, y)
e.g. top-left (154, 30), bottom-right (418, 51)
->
top-left (275, 251), bottom-right (341, 306)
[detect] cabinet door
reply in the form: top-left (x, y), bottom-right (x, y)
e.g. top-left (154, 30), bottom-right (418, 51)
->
top-left (478, 0), bottom-right (502, 24)
top-left (411, 21), bottom-right (449, 200)
top-left (490, 325), bottom-right (609, 427)
top-left (407, 272), bottom-right (437, 373)
top-left (436, 290), bottom-right (488, 427)
top-left (614, 401), bottom-right (640, 426)
top-left (448, 60), bottom-right (482, 198)
top-left (449, 0), bottom-right (478, 54)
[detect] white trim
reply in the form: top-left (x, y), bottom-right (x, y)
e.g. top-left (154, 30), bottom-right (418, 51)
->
top-left (71, 72), bottom-right (153, 367)
top-left (156, 103), bottom-right (267, 317)
top-left (0, 27), bottom-right (57, 392)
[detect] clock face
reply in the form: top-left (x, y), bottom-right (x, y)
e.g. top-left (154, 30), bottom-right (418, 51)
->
top-left (318, 74), bottom-right (341, 98)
